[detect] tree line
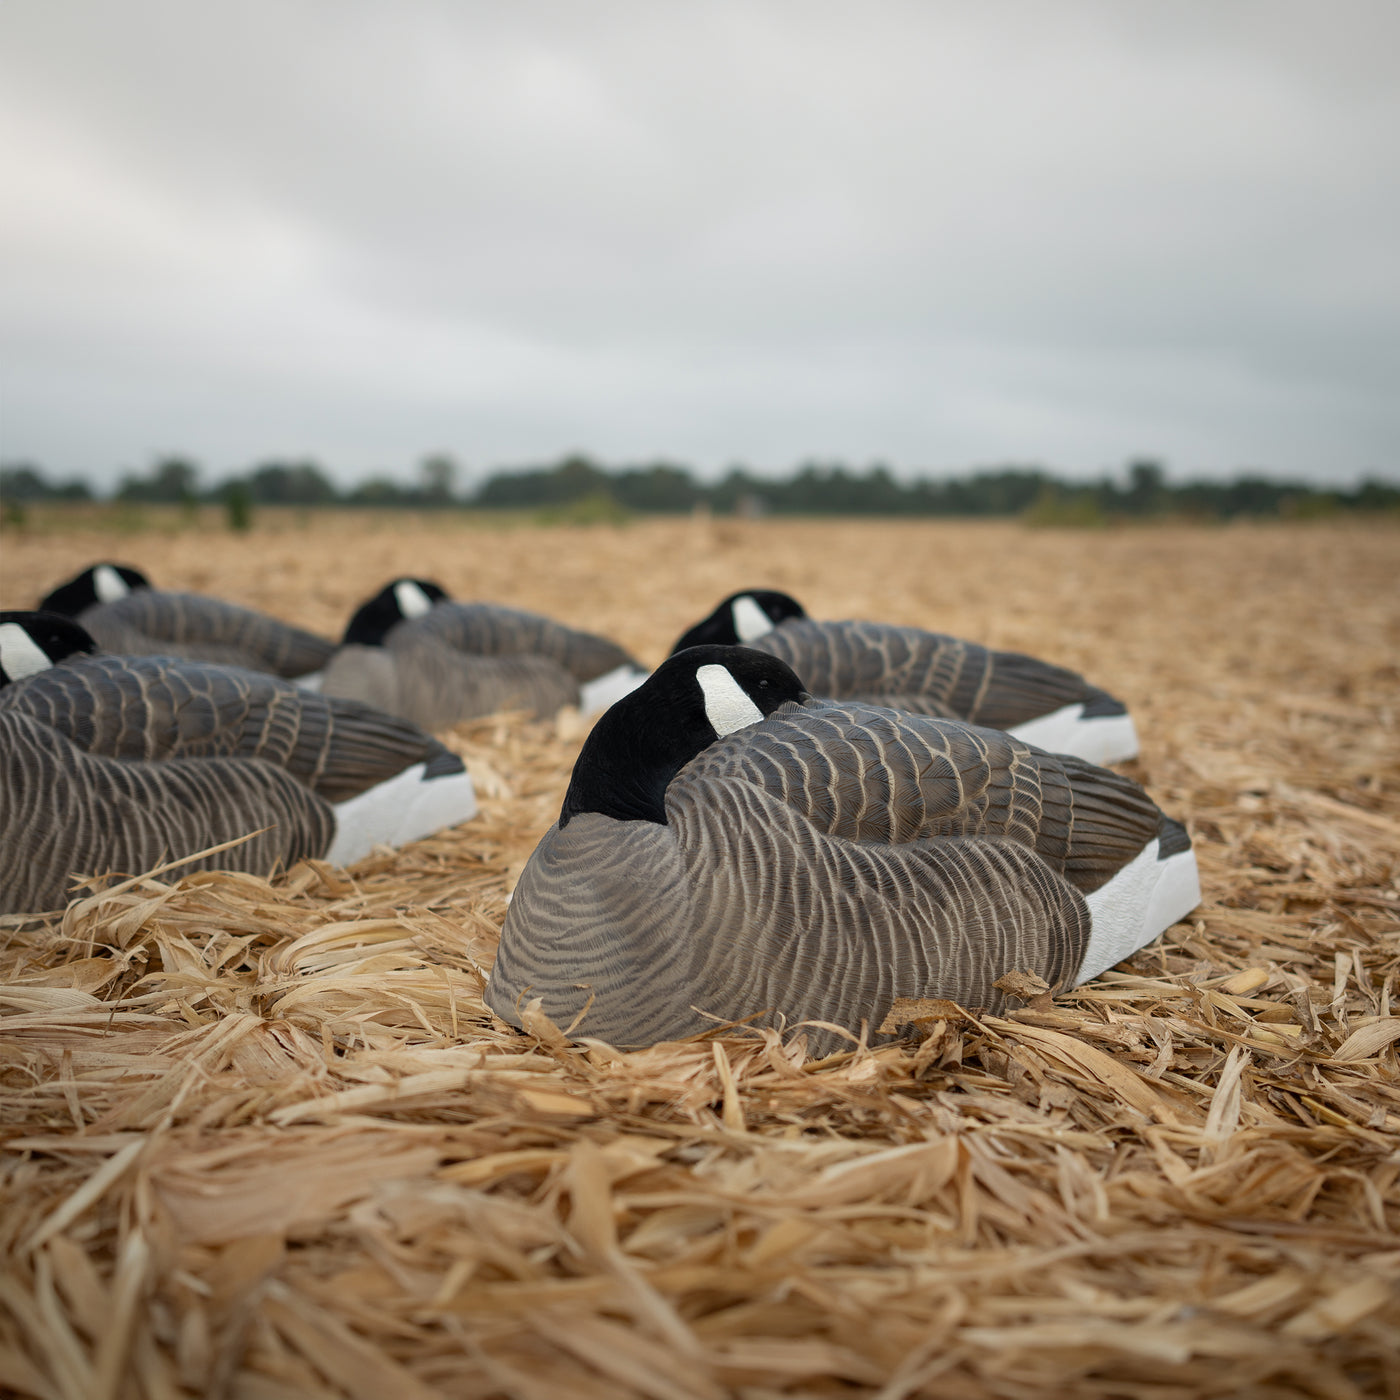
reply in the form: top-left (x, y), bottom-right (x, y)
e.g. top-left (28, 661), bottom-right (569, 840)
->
top-left (2, 453), bottom-right (1396, 522)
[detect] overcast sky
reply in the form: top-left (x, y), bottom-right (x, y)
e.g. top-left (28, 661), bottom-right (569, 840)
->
top-left (2, 1), bottom-right (1397, 490)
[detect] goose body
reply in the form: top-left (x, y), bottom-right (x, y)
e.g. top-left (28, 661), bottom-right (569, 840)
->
top-left (487, 647), bottom-right (1198, 1054)
top-left (0, 614), bottom-right (477, 914)
top-left (320, 579), bottom-right (647, 728)
top-left (40, 564), bottom-right (336, 679)
top-left (672, 591), bottom-right (1139, 765)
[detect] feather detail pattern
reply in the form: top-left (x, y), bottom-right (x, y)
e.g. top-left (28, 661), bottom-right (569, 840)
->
top-left (0, 708), bottom-right (333, 914)
top-left (320, 642), bottom-right (581, 730)
top-left (399, 603), bottom-right (639, 683)
top-left (751, 618), bottom-right (1126, 728)
top-left (489, 700), bottom-right (1177, 1055)
top-left (76, 591), bottom-right (335, 678)
top-left (0, 654), bottom-right (463, 803)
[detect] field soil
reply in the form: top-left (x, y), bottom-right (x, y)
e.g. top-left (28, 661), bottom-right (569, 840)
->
top-left (2, 514), bottom-right (1398, 1398)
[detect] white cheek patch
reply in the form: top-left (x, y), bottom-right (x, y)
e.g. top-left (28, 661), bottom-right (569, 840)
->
top-left (697, 663), bottom-right (765, 737)
top-left (93, 565), bottom-right (131, 603)
top-left (732, 595), bottom-right (775, 643)
top-left (0, 623), bottom-right (53, 680)
top-left (394, 580), bottom-right (435, 618)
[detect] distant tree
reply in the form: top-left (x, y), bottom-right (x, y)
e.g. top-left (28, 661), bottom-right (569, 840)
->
top-left (927, 468), bottom-right (1051, 517)
top-left (40, 450), bottom-right (1390, 522)
top-left (1346, 477), bottom-right (1400, 511)
top-left (1223, 475), bottom-right (1296, 517)
top-left (224, 480), bottom-right (253, 532)
top-left (1123, 459), bottom-right (1167, 515)
top-left (1022, 482), bottom-right (1108, 528)
top-left (473, 454), bottom-right (615, 509)
top-left (460, 456), bottom-right (1400, 521)
top-left (612, 462), bottom-right (703, 513)
top-left (344, 475), bottom-right (423, 507)
top-left (548, 455), bottom-right (612, 504)
top-left (117, 456), bottom-right (200, 504)
top-left (243, 460), bottom-right (337, 505)
top-left (419, 454), bottom-right (458, 507)
top-left (0, 464), bottom-right (51, 501)
top-left (0, 462), bottom-right (93, 502)
top-left (706, 467), bottom-right (762, 515)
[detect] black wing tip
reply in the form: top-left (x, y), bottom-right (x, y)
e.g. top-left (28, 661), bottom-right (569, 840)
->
top-left (424, 748), bottom-right (467, 780)
top-left (1156, 813), bottom-right (1192, 858)
top-left (1080, 689), bottom-right (1129, 718)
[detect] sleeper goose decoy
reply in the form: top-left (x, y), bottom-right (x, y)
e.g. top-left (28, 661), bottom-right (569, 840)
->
top-left (487, 646), bottom-right (1199, 1055)
top-left (671, 590), bottom-right (1139, 766)
top-left (319, 578), bottom-right (648, 730)
top-left (39, 563), bottom-right (336, 680)
top-left (0, 612), bottom-right (478, 915)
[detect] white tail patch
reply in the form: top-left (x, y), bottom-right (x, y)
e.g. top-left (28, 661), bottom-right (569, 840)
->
top-left (1006, 703), bottom-right (1140, 765)
top-left (327, 762), bottom-right (478, 867)
top-left (0, 622), bottom-right (52, 681)
top-left (394, 580), bottom-right (435, 619)
top-left (697, 663), bottom-right (765, 737)
top-left (1078, 839), bottom-right (1201, 982)
top-left (732, 595), bottom-right (775, 642)
top-left (93, 564), bottom-right (131, 603)
top-left (579, 664), bottom-right (649, 716)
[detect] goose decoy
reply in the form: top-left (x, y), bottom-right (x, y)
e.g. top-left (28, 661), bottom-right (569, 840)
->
top-left (39, 563), bottom-right (336, 680)
top-left (487, 646), bottom-right (1199, 1054)
top-left (318, 578), bottom-right (647, 730)
top-left (0, 612), bottom-right (478, 915)
top-left (671, 590), bottom-right (1139, 765)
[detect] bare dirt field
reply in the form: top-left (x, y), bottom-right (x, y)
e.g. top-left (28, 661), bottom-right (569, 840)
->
top-left (2, 513), bottom-right (1398, 1398)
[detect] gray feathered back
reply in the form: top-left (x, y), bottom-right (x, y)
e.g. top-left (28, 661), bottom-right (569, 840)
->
top-left (321, 642), bottom-right (581, 731)
top-left (489, 702), bottom-right (1168, 1055)
top-left (78, 591), bottom-right (335, 678)
top-left (754, 619), bottom-right (1120, 727)
top-left (0, 708), bottom-right (333, 914)
top-left (398, 603), bottom-right (638, 682)
top-left (0, 654), bottom-right (459, 803)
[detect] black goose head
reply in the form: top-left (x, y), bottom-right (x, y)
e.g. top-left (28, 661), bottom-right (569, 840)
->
top-left (560, 644), bottom-right (809, 828)
top-left (0, 611), bottom-right (98, 686)
top-left (39, 563), bottom-right (150, 617)
top-left (342, 578), bottom-right (449, 645)
top-left (670, 589), bottom-right (807, 654)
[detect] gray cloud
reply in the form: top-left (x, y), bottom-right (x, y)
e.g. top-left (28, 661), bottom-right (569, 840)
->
top-left (2, 0), bottom-right (1397, 488)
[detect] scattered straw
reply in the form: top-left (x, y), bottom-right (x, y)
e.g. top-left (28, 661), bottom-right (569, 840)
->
top-left (2, 516), bottom-right (1398, 1397)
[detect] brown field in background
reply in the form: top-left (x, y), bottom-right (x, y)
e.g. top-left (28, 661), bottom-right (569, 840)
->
top-left (2, 513), bottom-right (1398, 1399)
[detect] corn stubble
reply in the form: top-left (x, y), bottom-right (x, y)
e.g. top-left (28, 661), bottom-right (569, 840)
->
top-left (1, 515), bottom-right (1397, 1399)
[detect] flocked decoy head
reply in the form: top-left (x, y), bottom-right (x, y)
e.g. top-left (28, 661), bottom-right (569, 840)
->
top-left (39, 564), bottom-right (151, 617)
top-left (561, 644), bottom-right (809, 828)
top-left (670, 589), bottom-right (808, 654)
top-left (342, 578), bottom-right (450, 646)
top-left (0, 612), bottom-right (98, 686)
